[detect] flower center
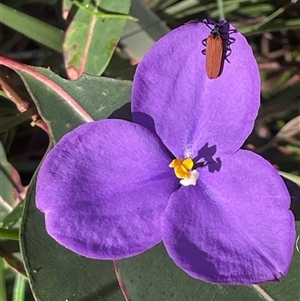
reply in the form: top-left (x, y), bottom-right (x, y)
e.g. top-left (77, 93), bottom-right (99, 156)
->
top-left (169, 158), bottom-right (199, 186)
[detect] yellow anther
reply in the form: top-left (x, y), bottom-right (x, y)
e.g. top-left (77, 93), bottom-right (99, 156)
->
top-left (182, 158), bottom-right (194, 170)
top-left (169, 158), bottom-right (182, 168)
top-left (169, 158), bottom-right (194, 179)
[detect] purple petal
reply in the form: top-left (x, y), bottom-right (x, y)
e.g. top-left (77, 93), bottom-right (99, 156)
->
top-left (36, 119), bottom-right (177, 259)
top-left (161, 150), bottom-right (295, 284)
top-left (132, 21), bottom-right (260, 158)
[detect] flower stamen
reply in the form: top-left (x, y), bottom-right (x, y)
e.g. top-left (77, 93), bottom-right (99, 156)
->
top-left (169, 158), bottom-right (199, 186)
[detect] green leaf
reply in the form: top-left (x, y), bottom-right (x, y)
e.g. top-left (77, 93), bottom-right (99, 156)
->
top-left (0, 142), bottom-right (14, 219)
top-left (0, 228), bottom-right (19, 240)
top-left (62, 0), bottom-right (73, 20)
top-left (1, 56), bottom-right (133, 300)
top-left (0, 3), bottom-right (63, 52)
top-left (280, 172), bottom-right (300, 186)
top-left (0, 247), bottom-right (27, 277)
top-left (1, 202), bottom-right (24, 229)
top-left (20, 68), bottom-right (132, 141)
top-left (12, 274), bottom-right (26, 301)
top-left (0, 56), bottom-right (132, 142)
top-left (63, 0), bottom-right (134, 79)
top-left (116, 222), bottom-right (300, 301)
top-left (0, 258), bottom-right (7, 301)
top-left (71, 0), bottom-right (136, 20)
top-left (0, 108), bottom-right (37, 133)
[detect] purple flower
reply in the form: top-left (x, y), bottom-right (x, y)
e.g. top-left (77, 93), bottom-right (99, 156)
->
top-left (36, 21), bottom-right (296, 284)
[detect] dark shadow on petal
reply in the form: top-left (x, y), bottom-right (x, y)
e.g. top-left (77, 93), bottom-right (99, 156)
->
top-left (209, 157), bottom-right (222, 172)
top-left (132, 111), bottom-right (156, 134)
top-left (132, 112), bottom-right (176, 160)
top-left (193, 143), bottom-right (222, 172)
top-left (119, 111), bottom-right (222, 174)
top-left (109, 102), bottom-right (132, 121)
top-left (194, 143), bottom-right (216, 162)
top-left (172, 234), bottom-right (219, 280)
top-left (281, 176), bottom-right (300, 221)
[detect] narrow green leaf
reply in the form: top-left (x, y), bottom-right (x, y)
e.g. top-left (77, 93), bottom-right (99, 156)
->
top-left (0, 228), bottom-right (19, 240)
top-left (0, 3), bottom-right (63, 52)
top-left (63, 0), bottom-right (133, 79)
top-left (0, 247), bottom-right (27, 277)
top-left (0, 108), bottom-right (37, 133)
top-left (12, 274), bottom-right (26, 301)
top-left (282, 173), bottom-right (300, 187)
top-left (239, 18), bottom-right (300, 35)
top-left (0, 258), bottom-right (7, 301)
top-left (71, 0), bottom-right (137, 20)
top-left (0, 141), bottom-right (14, 218)
top-left (1, 202), bottom-right (24, 229)
top-left (216, 0), bottom-right (225, 20)
top-left (62, 0), bottom-right (74, 20)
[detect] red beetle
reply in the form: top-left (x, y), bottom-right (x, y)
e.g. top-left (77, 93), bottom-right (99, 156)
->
top-left (201, 20), bottom-right (236, 79)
